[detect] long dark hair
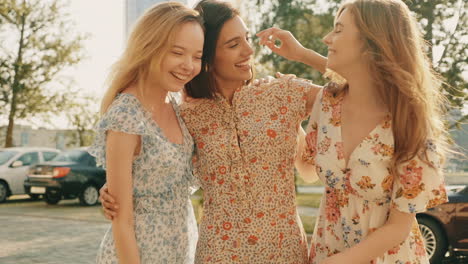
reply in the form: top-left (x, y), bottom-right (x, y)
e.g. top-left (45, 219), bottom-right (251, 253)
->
top-left (184, 0), bottom-right (244, 99)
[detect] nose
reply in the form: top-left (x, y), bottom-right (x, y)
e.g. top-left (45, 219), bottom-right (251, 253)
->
top-left (242, 39), bottom-right (254, 57)
top-left (181, 56), bottom-right (195, 72)
top-left (322, 32), bottom-right (332, 46)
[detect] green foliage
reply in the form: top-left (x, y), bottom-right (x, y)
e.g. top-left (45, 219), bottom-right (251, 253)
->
top-left (406, 0), bottom-right (467, 128)
top-left (0, 0), bottom-right (86, 146)
top-left (247, 0), bottom-right (467, 127)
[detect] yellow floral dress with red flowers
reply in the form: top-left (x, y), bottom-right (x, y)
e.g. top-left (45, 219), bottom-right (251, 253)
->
top-left (304, 86), bottom-right (448, 264)
top-left (180, 76), bottom-right (315, 263)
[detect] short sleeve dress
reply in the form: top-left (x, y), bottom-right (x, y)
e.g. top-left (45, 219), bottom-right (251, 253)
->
top-left (88, 93), bottom-right (198, 264)
top-left (303, 86), bottom-right (448, 264)
top-left (180, 76), bottom-right (314, 263)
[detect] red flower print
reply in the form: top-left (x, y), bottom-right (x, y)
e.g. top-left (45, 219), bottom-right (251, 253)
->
top-left (242, 111), bottom-right (250, 116)
top-left (244, 218), bottom-right (252, 224)
top-left (198, 142), bottom-right (205, 149)
top-left (270, 113), bottom-right (278, 120)
top-left (400, 160), bottom-right (423, 189)
top-left (279, 106), bottom-right (288, 114)
top-left (222, 235), bottom-right (229, 241)
top-left (223, 222), bottom-right (232, 230)
top-left (201, 127), bottom-right (209, 134)
top-left (267, 129), bottom-right (277, 138)
top-left (211, 123), bottom-right (218, 130)
top-left (335, 142), bottom-right (344, 160)
top-left (256, 212), bottom-right (265, 218)
top-left (250, 157), bottom-right (257, 163)
top-left (218, 166), bottom-right (227, 175)
top-left (247, 235), bottom-right (259, 245)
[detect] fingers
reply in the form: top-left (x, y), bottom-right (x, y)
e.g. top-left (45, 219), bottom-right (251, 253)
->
top-left (102, 206), bottom-right (116, 220)
top-left (256, 27), bottom-right (281, 38)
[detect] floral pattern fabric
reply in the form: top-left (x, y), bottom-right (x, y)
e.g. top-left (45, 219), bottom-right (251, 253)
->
top-left (304, 86), bottom-right (448, 264)
top-left (89, 93), bottom-right (198, 264)
top-left (180, 76), bottom-right (315, 263)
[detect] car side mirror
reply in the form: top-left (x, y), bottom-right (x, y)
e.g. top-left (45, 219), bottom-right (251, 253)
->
top-left (11, 160), bottom-right (24, 168)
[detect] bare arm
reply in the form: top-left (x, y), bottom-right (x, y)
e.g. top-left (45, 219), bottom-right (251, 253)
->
top-left (320, 208), bottom-right (414, 264)
top-left (257, 27), bottom-right (328, 74)
top-left (295, 126), bottom-right (318, 183)
top-left (106, 131), bottom-right (141, 264)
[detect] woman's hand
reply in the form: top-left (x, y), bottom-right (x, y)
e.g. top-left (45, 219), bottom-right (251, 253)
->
top-left (257, 27), bottom-right (306, 62)
top-left (252, 75), bottom-right (275, 86)
top-left (99, 184), bottom-right (119, 220)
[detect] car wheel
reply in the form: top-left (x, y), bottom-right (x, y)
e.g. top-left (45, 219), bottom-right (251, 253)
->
top-left (0, 182), bottom-right (8, 203)
top-left (418, 217), bottom-right (447, 263)
top-left (29, 194), bottom-right (41, 200)
top-left (79, 184), bottom-right (99, 206)
top-left (44, 190), bottom-right (61, 205)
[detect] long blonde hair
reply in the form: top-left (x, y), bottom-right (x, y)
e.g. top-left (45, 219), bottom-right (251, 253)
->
top-left (334, 0), bottom-right (449, 174)
top-left (100, 2), bottom-right (203, 114)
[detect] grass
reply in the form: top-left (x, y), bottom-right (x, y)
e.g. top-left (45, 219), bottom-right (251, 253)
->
top-left (296, 193), bottom-right (323, 208)
top-left (299, 215), bottom-right (317, 234)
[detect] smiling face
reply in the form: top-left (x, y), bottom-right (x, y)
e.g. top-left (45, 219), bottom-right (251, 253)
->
top-left (322, 8), bottom-right (365, 77)
top-left (155, 21), bottom-right (204, 93)
top-left (212, 16), bottom-right (253, 88)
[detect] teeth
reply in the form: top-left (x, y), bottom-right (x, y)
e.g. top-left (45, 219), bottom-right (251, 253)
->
top-left (172, 72), bottom-right (189, 80)
top-left (235, 63), bottom-right (249, 67)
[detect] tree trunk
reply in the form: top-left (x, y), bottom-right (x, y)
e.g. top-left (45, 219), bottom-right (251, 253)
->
top-left (5, 100), bottom-right (16, 147)
top-left (4, 13), bottom-right (26, 147)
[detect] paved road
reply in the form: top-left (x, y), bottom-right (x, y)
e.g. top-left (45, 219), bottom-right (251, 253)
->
top-left (0, 197), bottom-right (109, 264)
top-left (1, 195), bottom-right (467, 264)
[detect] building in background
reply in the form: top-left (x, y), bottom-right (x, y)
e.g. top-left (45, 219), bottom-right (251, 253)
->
top-left (126, 0), bottom-right (188, 36)
top-left (0, 125), bottom-right (94, 150)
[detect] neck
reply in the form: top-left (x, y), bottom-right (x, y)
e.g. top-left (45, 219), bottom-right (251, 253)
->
top-left (341, 65), bottom-right (383, 111)
top-left (141, 78), bottom-right (169, 110)
top-left (215, 77), bottom-right (244, 104)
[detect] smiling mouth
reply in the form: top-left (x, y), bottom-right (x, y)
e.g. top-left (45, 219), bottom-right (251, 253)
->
top-left (171, 72), bottom-right (191, 81)
top-left (235, 59), bottom-right (251, 70)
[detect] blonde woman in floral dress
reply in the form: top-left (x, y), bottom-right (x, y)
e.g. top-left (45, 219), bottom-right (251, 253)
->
top-left (258, 0), bottom-right (449, 263)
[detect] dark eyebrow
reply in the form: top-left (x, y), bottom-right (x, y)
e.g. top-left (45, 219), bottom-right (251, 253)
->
top-left (224, 32), bottom-right (250, 45)
top-left (224, 36), bottom-right (241, 45)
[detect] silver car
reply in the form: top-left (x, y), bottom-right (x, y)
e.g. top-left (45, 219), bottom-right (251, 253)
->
top-left (0, 147), bottom-right (60, 202)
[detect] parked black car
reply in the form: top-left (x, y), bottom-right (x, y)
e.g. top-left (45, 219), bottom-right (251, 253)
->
top-left (417, 184), bottom-right (468, 263)
top-left (24, 148), bottom-right (105, 206)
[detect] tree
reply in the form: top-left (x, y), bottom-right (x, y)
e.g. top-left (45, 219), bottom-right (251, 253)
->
top-left (65, 95), bottom-right (99, 147)
top-left (247, 0), bottom-right (467, 128)
top-left (406, 0), bottom-right (468, 129)
top-left (0, 0), bottom-right (86, 147)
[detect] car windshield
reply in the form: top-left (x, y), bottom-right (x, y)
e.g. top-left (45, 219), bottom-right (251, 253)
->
top-left (0, 151), bottom-right (18, 165)
top-left (51, 150), bottom-right (85, 163)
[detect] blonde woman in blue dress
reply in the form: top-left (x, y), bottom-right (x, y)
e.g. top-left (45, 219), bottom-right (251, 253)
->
top-left (88, 2), bottom-right (204, 263)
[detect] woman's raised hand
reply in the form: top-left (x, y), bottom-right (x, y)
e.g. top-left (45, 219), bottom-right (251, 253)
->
top-left (256, 27), bottom-right (305, 62)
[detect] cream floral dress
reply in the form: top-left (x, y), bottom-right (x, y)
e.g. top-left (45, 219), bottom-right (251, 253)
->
top-left (303, 85), bottom-right (448, 264)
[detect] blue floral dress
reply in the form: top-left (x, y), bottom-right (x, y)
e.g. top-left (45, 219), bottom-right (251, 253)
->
top-left (89, 93), bottom-right (198, 264)
top-left (303, 86), bottom-right (448, 264)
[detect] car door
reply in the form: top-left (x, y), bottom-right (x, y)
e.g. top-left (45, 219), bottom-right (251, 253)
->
top-left (453, 187), bottom-right (468, 250)
top-left (9, 152), bottom-right (39, 195)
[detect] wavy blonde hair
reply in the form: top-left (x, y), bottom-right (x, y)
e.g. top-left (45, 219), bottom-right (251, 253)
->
top-left (332, 0), bottom-right (449, 174)
top-left (100, 2), bottom-right (203, 113)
